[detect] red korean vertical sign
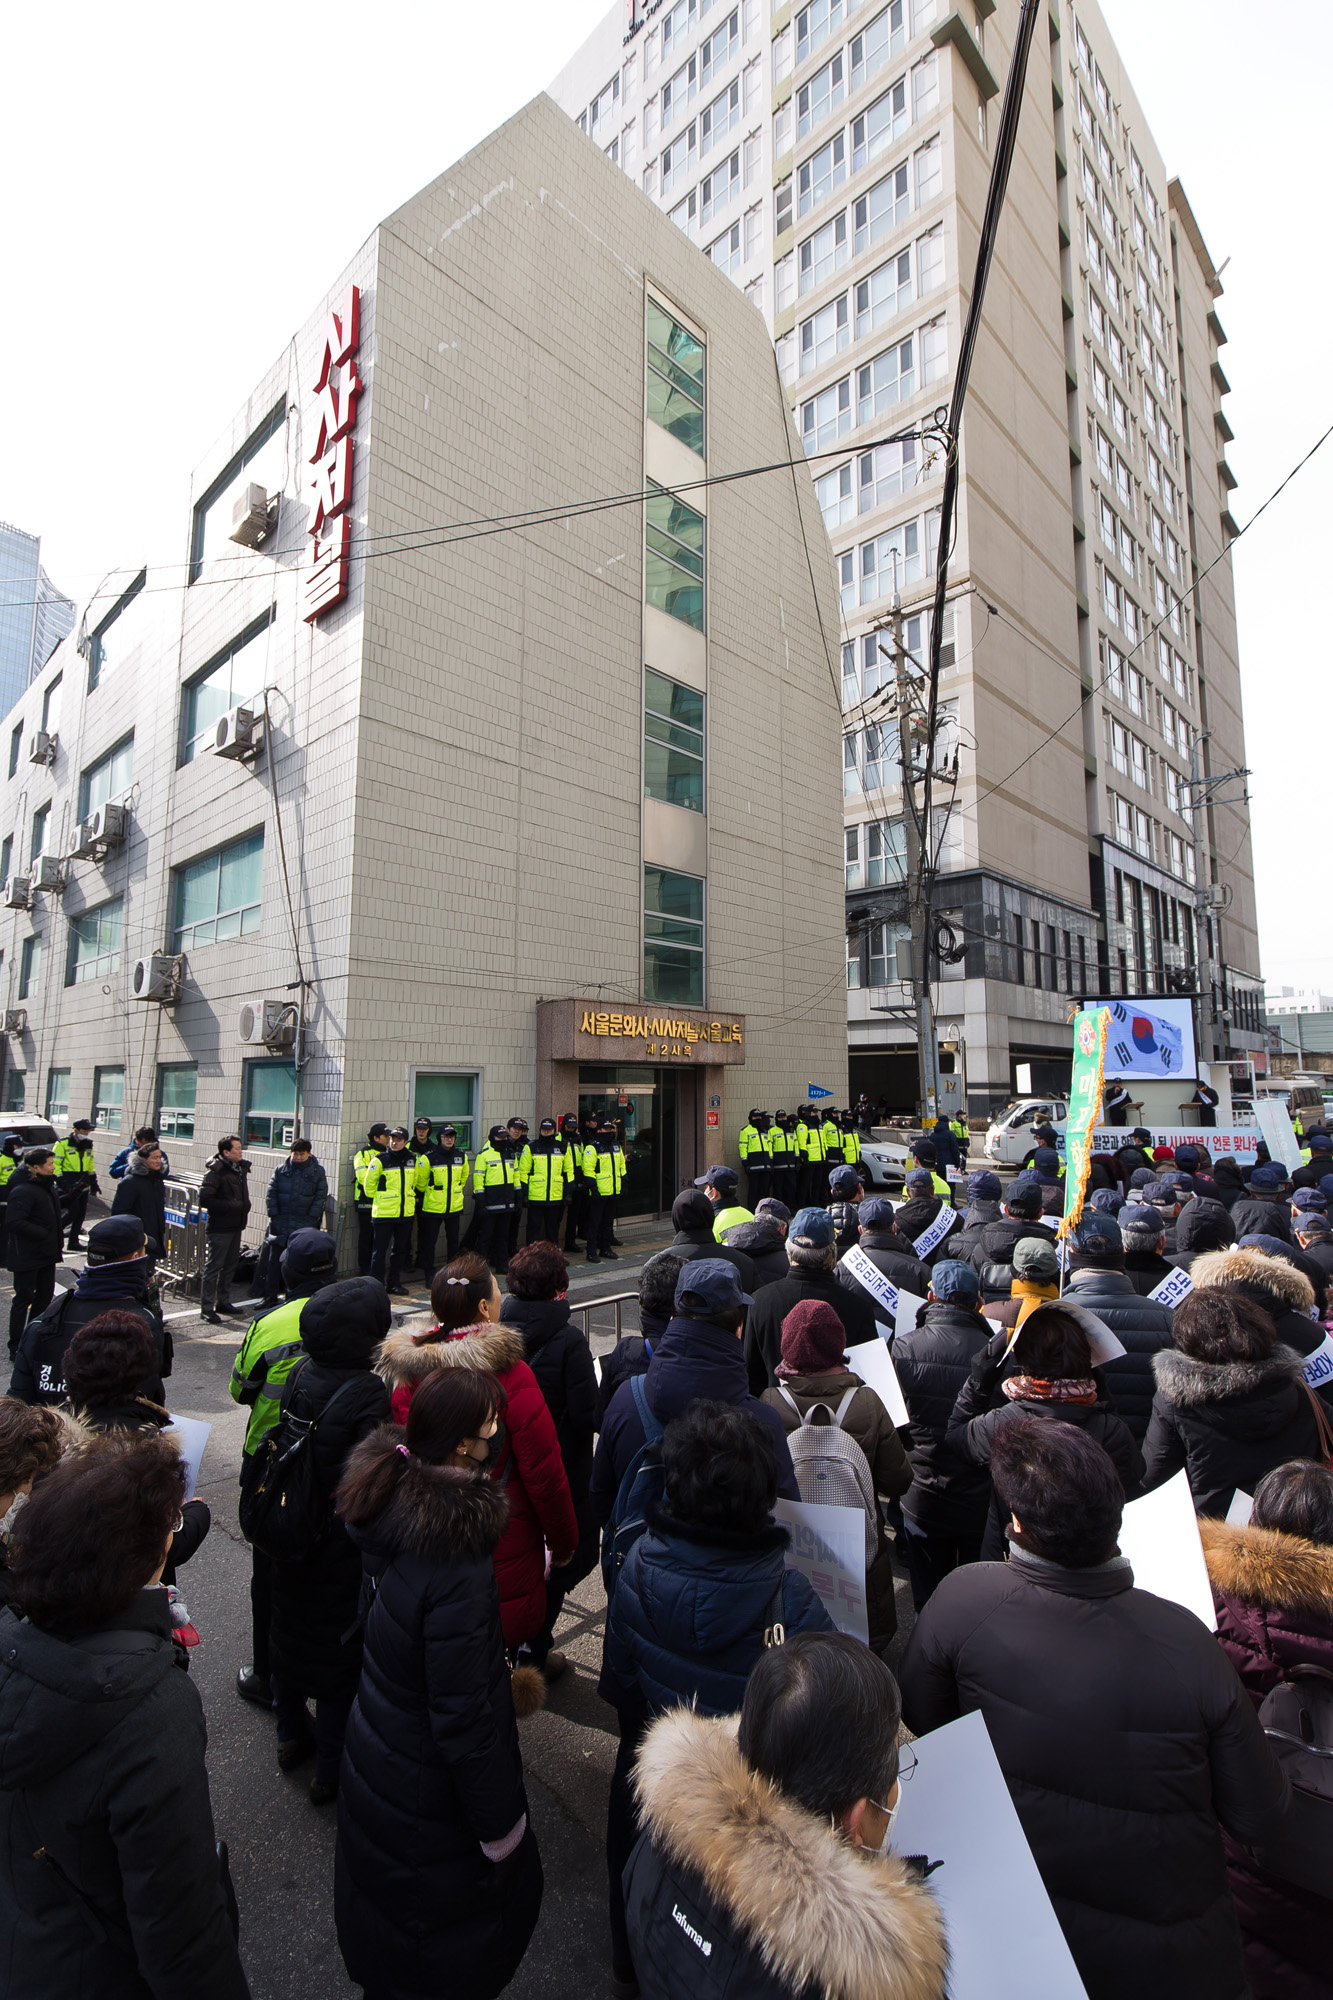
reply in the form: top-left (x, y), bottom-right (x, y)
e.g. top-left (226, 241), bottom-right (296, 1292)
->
top-left (303, 284), bottom-right (361, 622)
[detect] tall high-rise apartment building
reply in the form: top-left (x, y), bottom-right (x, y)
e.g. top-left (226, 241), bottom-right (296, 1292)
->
top-left (0, 522), bottom-right (76, 716)
top-left (552, 0), bottom-right (1262, 1109)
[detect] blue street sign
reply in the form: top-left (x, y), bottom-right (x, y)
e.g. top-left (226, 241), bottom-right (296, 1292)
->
top-left (808, 1084), bottom-right (833, 1100)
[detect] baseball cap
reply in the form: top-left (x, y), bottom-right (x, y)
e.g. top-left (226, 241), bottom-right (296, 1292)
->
top-left (905, 1168), bottom-right (935, 1193)
top-left (1031, 1148), bottom-right (1061, 1177)
top-left (1130, 1127), bottom-right (1152, 1144)
top-left (930, 1259), bottom-right (980, 1304)
top-left (1296, 1213), bottom-right (1332, 1237)
top-left (858, 1196), bottom-right (896, 1228)
top-left (694, 1164), bottom-right (739, 1192)
top-left (967, 1170), bottom-right (1002, 1200)
top-left (441, 1125), bottom-right (457, 1138)
top-left (755, 1197), bottom-right (792, 1223)
top-left (1291, 1187), bottom-right (1328, 1212)
top-left (1089, 1188), bottom-right (1124, 1214)
top-left (1119, 1204), bottom-right (1164, 1232)
top-left (1128, 1167), bottom-right (1155, 1189)
top-left (369, 1122), bottom-right (389, 1140)
top-left (1312, 1134), bottom-right (1333, 1154)
top-left (1004, 1175), bottom-right (1044, 1214)
top-left (414, 1116), bottom-right (432, 1128)
top-left (911, 1139), bottom-right (937, 1164)
top-left (674, 1257), bottom-right (751, 1316)
top-left (1013, 1236), bottom-right (1060, 1280)
top-left (1072, 1213), bottom-right (1122, 1250)
top-left (1141, 1181), bottom-right (1176, 1206)
top-left (72, 1118), bottom-right (93, 1133)
top-left (829, 1165), bottom-right (861, 1196)
top-left (1251, 1163), bottom-right (1286, 1190)
top-left (539, 1119), bottom-right (557, 1134)
top-left (1174, 1145), bottom-right (1200, 1169)
top-left (1239, 1234), bottom-right (1292, 1258)
top-left (282, 1228), bottom-right (338, 1276)
top-left (86, 1215), bottom-right (147, 1259)
top-left (789, 1206), bottom-right (837, 1249)
top-left (388, 1127), bottom-right (410, 1141)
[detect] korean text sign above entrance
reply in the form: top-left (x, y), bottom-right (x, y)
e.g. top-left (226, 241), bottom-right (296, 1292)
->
top-left (303, 284), bottom-right (361, 623)
top-left (537, 998), bottom-right (746, 1065)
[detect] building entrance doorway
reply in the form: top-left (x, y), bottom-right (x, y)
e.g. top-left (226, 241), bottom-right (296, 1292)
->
top-left (578, 1066), bottom-right (694, 1216)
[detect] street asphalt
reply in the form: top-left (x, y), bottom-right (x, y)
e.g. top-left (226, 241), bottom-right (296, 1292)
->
top-left (4, 1199), bottom-right (926, 1999)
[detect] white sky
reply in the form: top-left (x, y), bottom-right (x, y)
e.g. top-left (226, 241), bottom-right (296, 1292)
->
top-left (3, 1), bottom-right (1328, 985)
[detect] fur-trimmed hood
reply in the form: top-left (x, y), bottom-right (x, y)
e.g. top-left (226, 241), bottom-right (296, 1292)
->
top-left (341, 1424), bottom-right (509, 1561)
top-left (1151, 1342), bottom-right (1306, 1409)
top-left (376, 1321), bottom-right (525, 1387)
top-left (1189, 1245), bottom-right (1315, 1317)
top-left (633, 1709), bottom-right (947, 2000)
top-left (1199, 1515), bottom-right (1333, 1620)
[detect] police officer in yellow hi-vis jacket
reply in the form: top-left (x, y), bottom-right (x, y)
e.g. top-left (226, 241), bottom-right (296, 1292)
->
top-left (350, 1121), bottom-right (390, 1274)
top-left (796, 1107), bottom-right (827, 1210)
top-left (417, 1123), bottom-right (470, 1277)
top-left (363, 1127), bottom-right (429, 1293)
top-left (582, 1120), bottom-right (626, 1264)
top-left (506, 1117), bottom-right (533, 1262)
top-left (738, 1110), bottom-right (770, 1211)
top-left (526, 1119), bottom-right (569, 1244)
top-left (819, 1109), bottom-right (844, 1170)
top-left (839, 1109), bottom-right (862, 1170)
top-left (767, 1112), bottom-right (799, 1210)
top-left (472, 1125), bottom-right (521, 1273)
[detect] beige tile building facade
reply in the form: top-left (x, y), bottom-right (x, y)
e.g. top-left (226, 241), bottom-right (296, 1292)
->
top-left (552, 0), bottom-right (1263, 1109)
top-left (0, 96), bottom-right (846, 1230)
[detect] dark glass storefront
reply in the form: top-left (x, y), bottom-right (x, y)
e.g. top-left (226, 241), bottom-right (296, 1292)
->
top-left (578, 1066), bottom-right (689, 1216)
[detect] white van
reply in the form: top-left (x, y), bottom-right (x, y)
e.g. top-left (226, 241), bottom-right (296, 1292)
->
top-left (983, 1097), bottom-right (1068, 1167)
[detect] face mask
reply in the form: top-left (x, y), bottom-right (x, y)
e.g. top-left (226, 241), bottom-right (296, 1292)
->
top-left (470, 1428), bottom-right (501, 1470)
top-left (876, 1792), bottom-right (902, 1853)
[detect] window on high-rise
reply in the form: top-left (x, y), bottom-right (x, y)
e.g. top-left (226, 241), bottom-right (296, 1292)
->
top-left (645, 485), bottom-right (705, 630)
top-left (644, 867), bottom-right (704, 1004)
top-left (172, 831), bottom-right (264, 952)
top-left (180, 614), bottom-right (272, 766)
top-left (67, 898), bottom-right (123, 985)
top-left (644, 671), bottom-right (705, 813)
top-left (647, 300), bottom-right (705, 457)
top-left (79, 734), bottom-right (134, 820)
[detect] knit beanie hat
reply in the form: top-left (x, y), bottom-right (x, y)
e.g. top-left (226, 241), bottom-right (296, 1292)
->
top-left (779, 1299), bottom-right (848, 1375)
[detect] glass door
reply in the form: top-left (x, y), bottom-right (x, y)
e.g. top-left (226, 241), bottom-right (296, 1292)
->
top-left (579, 1067), bottom-right (661, 1216)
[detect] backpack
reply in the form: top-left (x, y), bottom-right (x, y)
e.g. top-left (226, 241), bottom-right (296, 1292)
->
top-left (776, 1384), bottom-right (880, 1568)
top-left (601, 1372), bottom-right (666, 1602)
top-left (1248, 1665), bottom-right (1333, 1896)
top-left (237, 1357), bottom-right (359, 1564)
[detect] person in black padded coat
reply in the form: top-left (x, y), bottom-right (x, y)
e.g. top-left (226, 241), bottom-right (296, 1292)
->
top-left (266, 1276), bottom-right (391, 1803)
top-left (334, 1368), bottom-right (542, 2000)
top-left (1061, 1213), bottom-right (1175, 1441)
top-left (499, 1240), bottom-right (599, 1678)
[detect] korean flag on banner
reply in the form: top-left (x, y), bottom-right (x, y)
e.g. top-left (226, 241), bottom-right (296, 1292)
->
top-left (1107, 1000), bottom-right (1184, 1078)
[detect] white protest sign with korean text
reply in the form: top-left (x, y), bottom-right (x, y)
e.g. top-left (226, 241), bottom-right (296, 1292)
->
top-left (1087, 1125), bottom-right (1260, 1163)
top-left (890, 1709), bottom-right (1088, 2000)
top-left (1148, 1266), bottom-right (1194, 1308)
top-left (163, 1415), bottom-right (211, 1505)
top-left (1118, 1469), bottom-right (1216, 1630)
top-left (773, 1497), bottom-right (868, 1644)
top-left (845, 1338), bottom-right (911, 1427)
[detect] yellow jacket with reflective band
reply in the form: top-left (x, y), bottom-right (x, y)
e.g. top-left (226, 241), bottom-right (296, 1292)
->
top-left (797, 1123), bottom-right (826, 1164)
top-left (510, 1143), bottom-right (533, 1190)
top-left (352, 1147), bottom-right (381, 1209)
top-left (0, 1156), bottom-right (15, 1191)
top-left (423, 1151), bottom-right (469, 1214)
top-left (54, 1136), bottom-right (97, 1182)
top-left (766, 1123), bottom-right (797, 1162)
top-left (582, 1144), bottom-right (626, 1196)
top-left (819, 1119), bottom-right (843, 1159)
top-left (841, 1130), bottom-right (861, 1166)
top-left (738, 1124), bottom-right (768, 1161)
top-left (526, 1144), bottom-right (569, 1204)
top-left (363, 1149), bottom-right (429, 1219)
top-left (947, 1116), bottom-right (967, 1143)
top-left (229, 1297), bottom-right (309, 1454)
top-left (473, 1146), bottom-right (520, 1196)
top-left (712, 1203), bottom-right (754, 1241)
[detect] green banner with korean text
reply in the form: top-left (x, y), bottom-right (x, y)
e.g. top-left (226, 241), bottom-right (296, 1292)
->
top-left (1059, 1008), bottom-right (1111, 1242)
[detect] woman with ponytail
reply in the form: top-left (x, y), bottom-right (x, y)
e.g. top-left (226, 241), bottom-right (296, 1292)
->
top-left (334, 1368), bottom-right (544, 2000)
top-left (376, 1255), bottom-right (579, 1655)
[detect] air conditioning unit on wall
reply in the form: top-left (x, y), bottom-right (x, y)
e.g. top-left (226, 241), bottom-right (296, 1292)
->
top-left (87, 802), bottom-right (127, 848)
top-left (237, 997), bottom-right (297, 1049)
top-left (214, 705), bottom-right (263, 760)
top-left (132, 955), bottom-right (183, 1004)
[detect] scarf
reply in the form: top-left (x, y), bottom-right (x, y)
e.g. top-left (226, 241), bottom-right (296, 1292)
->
top-left (77, 1257), bottom-right (151, 1301)
top-left (1001, 1374), bottom-right (1098, 1406)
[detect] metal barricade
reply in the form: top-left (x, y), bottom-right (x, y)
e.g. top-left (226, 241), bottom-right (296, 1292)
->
top-left (158, 1177), bottom-right (207, 1291)
top-left (570, 1292), bottom-right (639, 1345)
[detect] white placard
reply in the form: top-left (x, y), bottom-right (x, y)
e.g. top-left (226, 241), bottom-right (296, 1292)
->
top-left (773, 1497), bottom-right (868, 1644)
top-left (895, 1286), bottom-right (928, 1336)
top-left (1226, 1489), bottom-right (1254, 1528)
top-left (914, 1204), bottom-right (962, 1259)
top-left (1001, 1300), bottom-right (1126, 1367)
top-left (1302, 1330), bottom-right (1333, 1391)
top-left (1148, 1265), bottom-right (1194, 1308)
top-left (1118, 1470), bottom-right (1216, 1630)
top-left (163, 1414), bottom-right (211, 1504)
top-left (891, 1710), bottom-right (1088, 2000)
top-left (1254, 1098), bottom-right (1304, 1176)
top-left (845, 1338), bottom-right (911, 1427)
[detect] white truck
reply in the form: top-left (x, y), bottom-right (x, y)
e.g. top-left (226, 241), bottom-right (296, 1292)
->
top-left (982, 1098), bottom-right (1069, 1168)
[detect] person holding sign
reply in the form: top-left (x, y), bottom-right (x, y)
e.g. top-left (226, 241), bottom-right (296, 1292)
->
top-left (743, 1209), bottom-right (878, 1395)
top-left (834, 1196), bottom-right (932, 1306)
top-left (1062, 1213), bottom-right (1175, 1442)
top-left (762, 1299), bottom-right (912, 1654)
top-left (626, 1635), bottom-right (947, 2000)
top-left (900, 1418), bottom-right (1290, 2000)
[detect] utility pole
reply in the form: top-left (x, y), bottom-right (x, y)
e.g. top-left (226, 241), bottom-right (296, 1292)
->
top-left (889, 571), bottom-right (938, 1128)
top-left (1185, 728), bottom-right (1249, 1073)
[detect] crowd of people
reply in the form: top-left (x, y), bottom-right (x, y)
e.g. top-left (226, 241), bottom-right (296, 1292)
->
top-left (0, 1115), bottom-right (1332, 2000)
